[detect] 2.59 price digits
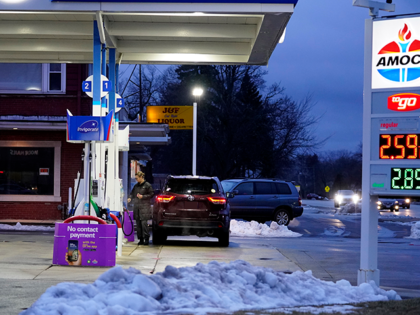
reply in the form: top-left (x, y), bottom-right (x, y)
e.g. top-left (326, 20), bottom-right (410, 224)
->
top-left (380, 134), bottom-right (419, 159)
top-left (391, 168), bottom-right (420, 190)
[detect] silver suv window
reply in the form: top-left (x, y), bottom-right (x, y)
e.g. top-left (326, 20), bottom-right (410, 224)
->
top-left (276, 183), bottom-right (292, 194)
top-left (235, 182), bottom-right (254, 195)
top-left (221, 180), bottom-right (239, 192)
top-left (255, 182), bottom-right (275, 194)
top-left (338, 190), bottom-right (354, 195)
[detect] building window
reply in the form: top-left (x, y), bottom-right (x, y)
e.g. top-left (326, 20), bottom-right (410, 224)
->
top-left (0, 63), bottom-right (66, 94)
top-left (48, 64), bottom-right (63, 91)
top-left (0, 141), bottom-right (61, 202)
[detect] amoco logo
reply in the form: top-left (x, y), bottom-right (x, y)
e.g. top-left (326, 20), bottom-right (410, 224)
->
top-left (387, 93), bottom-right (420, 111)
top-left (376, 24), bottom-right (420, 83)
top-left (77, 120), bottom-right (99, 133)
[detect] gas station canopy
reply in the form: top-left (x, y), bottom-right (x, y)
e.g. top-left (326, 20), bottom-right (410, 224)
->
top-left (0, 0), bottom-right (298, 65)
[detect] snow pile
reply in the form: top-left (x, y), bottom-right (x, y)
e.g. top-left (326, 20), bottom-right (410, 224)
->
top-left (0, 222), bottom-right (54, 232)
top-left (377, 226), bottom-right (396, 238)
top-left (336, 203), bottom-right (361, 214)
top-left (22, 260), bottom-right (400, 315)
top-left (230, 220), bottom-right (302, 237)
top-left (406, 221), bottom-right (420, 239)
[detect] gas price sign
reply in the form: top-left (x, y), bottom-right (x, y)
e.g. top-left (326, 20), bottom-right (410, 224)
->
top-left (379, 134), bottom-right (420, 159)
top-left (368, 15), bottom-right (420, 196)
top-left (390, 168), bottom-right (420, 190)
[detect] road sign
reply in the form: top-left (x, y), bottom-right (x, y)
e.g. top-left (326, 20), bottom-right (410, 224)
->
top-left (82, 75), bottom-right (111, 98)
top-left (325, 186), bottom-right (330, 193)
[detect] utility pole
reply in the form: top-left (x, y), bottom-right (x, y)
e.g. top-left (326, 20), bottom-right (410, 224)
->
top-left (139, 64), bottom-right (142, 122)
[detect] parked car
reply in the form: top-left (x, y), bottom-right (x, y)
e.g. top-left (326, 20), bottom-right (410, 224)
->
top-left (395, 198), bottom-right (410, 209)
top-left (307, 193), bottom-right (324, 200)
top-left (152, 175), bottom-right (230, 246)
top-left (377, 198), bottom-right (399, 211)
top-left (221, 178), bottom-right (303, 226)
top-left (334, 190), bottom-right (359, 207)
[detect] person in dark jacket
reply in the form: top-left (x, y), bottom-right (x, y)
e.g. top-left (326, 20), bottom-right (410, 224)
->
top-left (127, 171), bottom-right (154, 245)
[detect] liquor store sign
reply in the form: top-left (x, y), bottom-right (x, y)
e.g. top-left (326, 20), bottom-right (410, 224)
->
top-left (146, 106), bottom-right (193, 130)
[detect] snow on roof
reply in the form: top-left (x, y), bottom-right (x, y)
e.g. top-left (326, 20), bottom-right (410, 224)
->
top-left (22, 260), bottom-right (400, 314)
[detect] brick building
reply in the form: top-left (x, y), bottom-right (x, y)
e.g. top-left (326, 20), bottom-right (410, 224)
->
top-left (0, 63), bottom-right (170, 220)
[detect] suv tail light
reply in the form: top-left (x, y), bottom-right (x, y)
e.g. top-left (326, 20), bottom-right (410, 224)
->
top-left (207, 197), bottom-right (227, 204)
top-left (156, 195), bottom-right (175, 203)
top-left (298, 196), bottom-right (302, 206)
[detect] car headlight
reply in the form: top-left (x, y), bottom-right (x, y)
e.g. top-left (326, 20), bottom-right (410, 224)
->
top-left (405, 198), bottom-right (410, 204)
top-left (352, 195), bottom-right (359, 203)
top-left (395, 205), bottom-right (399, 209)
top-left (377, 201), bottom-right (382, 205)
top-left (335, 195), bottom-right (343, 203)
top-left (395, 201), bottom-right (398, 204)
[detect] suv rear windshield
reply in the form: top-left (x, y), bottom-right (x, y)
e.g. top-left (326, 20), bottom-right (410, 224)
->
top-left (164, 179), bottom-right (219, 195)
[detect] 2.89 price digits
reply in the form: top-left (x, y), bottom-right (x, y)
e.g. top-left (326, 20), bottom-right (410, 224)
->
top-left (391, 168), bottom-right (420, 190)
top-left (380, 134), bottom-right (419, 159)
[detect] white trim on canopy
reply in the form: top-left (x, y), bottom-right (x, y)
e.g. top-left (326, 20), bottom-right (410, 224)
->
top-left (0, 0), bottom-right (296, 65)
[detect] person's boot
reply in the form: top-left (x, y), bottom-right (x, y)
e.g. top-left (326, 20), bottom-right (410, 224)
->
top-left (138, 239), bottom-right (144, 245)
top-left (144, 238), bottom-right (149, 245)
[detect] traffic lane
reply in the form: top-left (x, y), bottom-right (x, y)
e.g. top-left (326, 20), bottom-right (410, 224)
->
top-left (258, 236), bottom-right (420, 290)
top-left (288, 215), bottom-right (361, 238)
top-left (299, 200), bottom-right (418, 238)
top-left (379, 203), bottom-right (420, 219)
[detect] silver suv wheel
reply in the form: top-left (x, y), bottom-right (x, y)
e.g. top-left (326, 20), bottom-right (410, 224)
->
top-left (274, 210), bottom-right (290, 226)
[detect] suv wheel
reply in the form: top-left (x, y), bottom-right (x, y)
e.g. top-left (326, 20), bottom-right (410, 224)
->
top-left (218, 230), bottom-right (229, 247)
top-left (274, 209), bottom-right (290, 226)
top-left (152, 225), bottom-right (167, 245)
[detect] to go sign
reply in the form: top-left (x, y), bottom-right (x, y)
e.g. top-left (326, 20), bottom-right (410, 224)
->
top-left (388, 93), bottom-right (420, 111)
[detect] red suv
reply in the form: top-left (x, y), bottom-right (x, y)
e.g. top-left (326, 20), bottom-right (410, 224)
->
top-left (152, 175), bottom-right (231, 246)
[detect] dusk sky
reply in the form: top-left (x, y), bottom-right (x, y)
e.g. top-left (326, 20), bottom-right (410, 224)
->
top-left (265, 0), bottom-right (420, 153)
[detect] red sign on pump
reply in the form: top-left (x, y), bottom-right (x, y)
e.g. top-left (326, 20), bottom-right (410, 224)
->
top-left (387, 93), bottom-right (420, 111)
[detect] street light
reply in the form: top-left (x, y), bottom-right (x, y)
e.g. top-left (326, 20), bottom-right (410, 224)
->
top-left (192, 88), bottom-right (203, 176)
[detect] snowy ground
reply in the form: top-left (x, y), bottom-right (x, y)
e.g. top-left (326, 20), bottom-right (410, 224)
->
top-left (0, 222), bottom-right (54, 232)
top-left (22, 260), bottom-right (400, 315)
top-left (406, 221), bottom-right (420, 239)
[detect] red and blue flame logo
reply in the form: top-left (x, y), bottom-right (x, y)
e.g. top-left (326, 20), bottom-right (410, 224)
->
top-left (377, 24), bottom-right (420, 82)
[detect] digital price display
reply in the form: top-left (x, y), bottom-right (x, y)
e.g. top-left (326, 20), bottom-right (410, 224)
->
top-left (391, 168), bottom-right (420, 190)
top-left (379, 134), bottom-right (419, 159)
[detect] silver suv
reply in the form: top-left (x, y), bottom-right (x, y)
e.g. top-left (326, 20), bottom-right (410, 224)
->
top-left (221, 179), bottom-right (303, 226)
top-left (334, 190), bottom-right (359, 207)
